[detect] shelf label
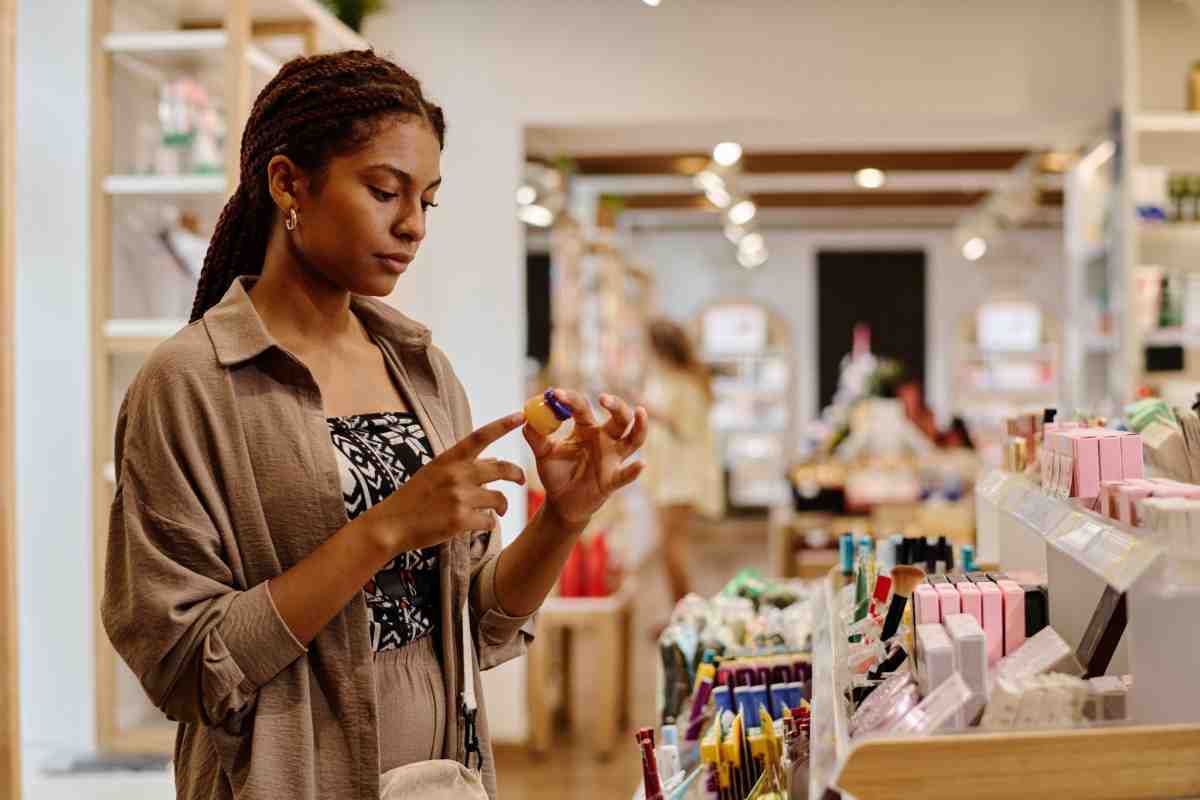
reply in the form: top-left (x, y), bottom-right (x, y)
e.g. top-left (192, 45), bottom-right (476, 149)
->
top-left (1050, 519), bottom-right (1164, 592)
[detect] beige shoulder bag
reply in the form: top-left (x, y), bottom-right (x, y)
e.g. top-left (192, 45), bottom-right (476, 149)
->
top-left (379, 600), bottom-right (488, 799)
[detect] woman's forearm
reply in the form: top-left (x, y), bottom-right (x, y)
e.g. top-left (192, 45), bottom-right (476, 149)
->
top-left (267, 515), bottom-right (394, 645)
top-left (492, 504), bottom-right (588, 617)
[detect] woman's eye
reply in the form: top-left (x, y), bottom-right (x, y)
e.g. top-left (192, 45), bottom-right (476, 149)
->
top-left (422, 200), bottom-right (440, 211)
top-left (369, 186), bottom-right (398, 202)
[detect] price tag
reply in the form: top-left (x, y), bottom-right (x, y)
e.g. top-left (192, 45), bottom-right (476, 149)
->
top-left (1057, 519), bottom-right (1105, 552)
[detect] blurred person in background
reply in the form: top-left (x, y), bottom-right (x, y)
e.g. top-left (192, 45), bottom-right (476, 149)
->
top-left (642, 318), bottom-right (723, 606)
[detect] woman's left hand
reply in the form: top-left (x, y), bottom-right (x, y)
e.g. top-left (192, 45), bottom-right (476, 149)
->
top-left (525, 389), bottom-right (648, 528)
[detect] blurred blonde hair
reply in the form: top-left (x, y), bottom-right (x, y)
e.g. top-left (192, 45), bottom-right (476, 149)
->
top-left (648, 318), bottom-right (712, 401)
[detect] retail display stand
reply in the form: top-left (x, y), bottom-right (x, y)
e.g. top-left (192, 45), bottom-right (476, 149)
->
top-left (808, 471), bottom-right (1200, 799)
top-left (525, 578), bottom-right (635, 762)
top-left (89, 0), bottom-right (367, 755)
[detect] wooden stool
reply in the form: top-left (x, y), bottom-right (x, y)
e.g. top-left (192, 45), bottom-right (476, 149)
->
top-left (526, 579), bottom-right (635, 761)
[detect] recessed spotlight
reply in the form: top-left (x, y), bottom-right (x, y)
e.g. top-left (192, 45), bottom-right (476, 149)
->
top-left (516, 185), bottom-right (537, 206)
top-left (518, 204), bottom-right (555, 227)
top-left (706, 186), bottom-right (732, 208)
top-left (738, 232), bottom-right (765, 255)
top-left (713, 142), bottom-right (743, 167)
top-left (728, 199), bottom-right (757, 226)
top-left (962, 237), bottom-right (987, 261)
top-left (738, 246), bottom-right (768, 269)
top-left (642, 0), bottom-right (661, 6)
top-left (854, 168), bottom-right (886, 189)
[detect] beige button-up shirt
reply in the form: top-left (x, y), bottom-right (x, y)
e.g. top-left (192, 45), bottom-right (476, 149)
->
top-left (102, 277), bottom-right (534, 799)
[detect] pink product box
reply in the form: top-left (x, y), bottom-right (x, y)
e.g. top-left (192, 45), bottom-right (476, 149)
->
top-left (1063, 430), bottom-right (1102, 500)
top-left (935, 584), bottom-right (961, 620)
top-left (914, 585), bottom-right (940, 625)
top-left (976, 582), bottom-right (1004, 665)
top-left (1120, 433), bottom-right (1144, 480)
top-left (1099, 481), bottom-right (1126, 519)
top-left (1042, 431), bottom-right (1062, 487)
top-left (1118, 484), bottom-right (1153, 526)
top-left (1098, 434), bottom-right (1123, 483)
top-left (954, 581), bottom-right (983, 628)
top-left (996, 579), bottom-right (1025, 656)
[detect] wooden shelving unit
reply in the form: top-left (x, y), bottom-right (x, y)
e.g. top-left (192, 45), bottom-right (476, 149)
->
top-left (1120, 0), bottom-right (1200, 398)
top-left (694, 300), bottom-right (793, 511)
top-left (89, 0), bottom-right (367, 756)
top-left (1, 0), bottom-right (19, 794)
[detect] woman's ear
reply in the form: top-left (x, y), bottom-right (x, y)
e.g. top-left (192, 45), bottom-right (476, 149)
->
top-left (266, 154), bottom-right (307, 215)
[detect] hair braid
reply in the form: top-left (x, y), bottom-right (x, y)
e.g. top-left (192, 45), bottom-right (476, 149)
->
top-left (188, 50), bottom-right (446, 323)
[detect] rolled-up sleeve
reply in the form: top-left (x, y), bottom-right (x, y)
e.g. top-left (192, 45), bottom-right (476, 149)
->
top-left (101, 357), bottom-right (306, 731)
top-left (468, 524), bottom-right (536, 670)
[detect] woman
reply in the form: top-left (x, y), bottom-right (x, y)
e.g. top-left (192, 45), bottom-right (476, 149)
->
top-left (101, 51), bottom-right (646, 800)
top-left (642, 319), bottom-right (721, 604)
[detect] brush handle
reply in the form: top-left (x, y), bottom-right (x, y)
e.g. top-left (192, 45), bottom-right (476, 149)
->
top-left (880, 592), bottom-right (908, 641)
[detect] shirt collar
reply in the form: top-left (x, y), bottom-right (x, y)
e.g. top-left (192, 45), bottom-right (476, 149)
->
top-left (203, 276), bottom-right (432, 368)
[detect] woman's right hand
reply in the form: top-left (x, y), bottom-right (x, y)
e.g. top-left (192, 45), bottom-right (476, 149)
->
top-left (361, 412), bottom-right (527, 556)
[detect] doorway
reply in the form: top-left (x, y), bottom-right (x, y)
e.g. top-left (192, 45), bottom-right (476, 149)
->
top-left (817, 250), bottom-right (927, 409)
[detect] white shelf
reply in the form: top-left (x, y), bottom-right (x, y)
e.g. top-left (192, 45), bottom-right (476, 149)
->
top-left (103, 174), bottom-right (227, 195)
top-left (1133, 112), bottom-right (1200, 133)
top-left (978, 471), bottom-right (1163, 592)
top-left (177, 0), bottom-right (369, 53)
top-left (1141, 328), bottom-right (1200, 348)
top-left (104, 319), bottom-right (187, 355)
top-left (103, 29), bottom-right (227, 54)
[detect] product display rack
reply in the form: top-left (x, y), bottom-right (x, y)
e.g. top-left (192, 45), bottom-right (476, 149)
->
top-left (694, 300), bottom-right (793, 511)
top-left (89, 0), bottom-right (367, 755)
top-left (806, 470), bottom-right (1200, 799)
top-left (1120, 0), bottom-right (1200, 399)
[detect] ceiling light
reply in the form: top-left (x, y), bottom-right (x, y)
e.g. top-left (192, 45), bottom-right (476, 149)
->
top-left (518, 204), bottom-right (555, 227)
top-left (738, 232), bottom-right (765, 255)
top-left (706, 186), bottom-right (732, 208)
top-left (962, 236), bottom-right (987, 261)
top-left (738, 246), bottom-right (768, 269)
top-left (854, 167), bottom-right (886, 189)
top-left (713, 142), bottom-right (743, 167)
top-left (642, 0), bottom-right (661, 6)
top-left (728, 199), bottom-right (757, 226)
top-left (694, 169), bottom-right (725, 193)
top-left (515, 185), bottom-right (537, 206)
top-left (724, 224), bottom-right (748, 244)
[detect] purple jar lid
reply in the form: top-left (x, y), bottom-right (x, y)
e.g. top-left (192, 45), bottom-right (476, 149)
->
top-left (543, 389), bottom-right (572, 421)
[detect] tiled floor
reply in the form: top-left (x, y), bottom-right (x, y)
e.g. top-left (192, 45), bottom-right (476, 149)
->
top-left (495, 517), bottom-right (769, 800)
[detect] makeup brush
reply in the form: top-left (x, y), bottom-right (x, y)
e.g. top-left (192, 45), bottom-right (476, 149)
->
top-left (880, 564), bottom-right (926, 642)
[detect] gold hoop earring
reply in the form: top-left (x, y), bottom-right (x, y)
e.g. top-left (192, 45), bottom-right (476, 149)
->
top-left (285, 207), bottom-right (299, 231)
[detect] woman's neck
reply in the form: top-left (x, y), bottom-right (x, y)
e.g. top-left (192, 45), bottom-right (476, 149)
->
top-left (250, 229), bottom-right (364, 350)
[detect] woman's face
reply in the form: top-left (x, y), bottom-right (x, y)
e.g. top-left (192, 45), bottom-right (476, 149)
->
top-left (292, 116), bottom-right (442, 297)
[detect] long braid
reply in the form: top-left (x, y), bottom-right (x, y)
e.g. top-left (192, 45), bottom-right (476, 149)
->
top-left (188, 50), bottom-right (446, 323)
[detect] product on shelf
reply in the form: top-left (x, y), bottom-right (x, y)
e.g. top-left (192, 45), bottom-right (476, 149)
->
top-left (638, 572), bottom-right (815, 800)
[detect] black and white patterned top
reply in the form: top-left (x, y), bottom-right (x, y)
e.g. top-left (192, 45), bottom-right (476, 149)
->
top-left (327, 412), bottom-right (439, 652)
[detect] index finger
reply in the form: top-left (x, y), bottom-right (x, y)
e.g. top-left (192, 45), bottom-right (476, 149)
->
top-left (445, 411), bottom-right (526, 459)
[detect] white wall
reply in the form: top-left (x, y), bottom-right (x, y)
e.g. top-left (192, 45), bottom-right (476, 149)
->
top-left (368, 0), bottom-right (1113, 744)
top-left (14, 0), bottom-right (95, 782)
top-left (629, 226), bottom-right (1067, 439)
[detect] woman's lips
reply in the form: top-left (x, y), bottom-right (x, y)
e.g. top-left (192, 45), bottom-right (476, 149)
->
top-left (376, 253), bottom-right (413, 272)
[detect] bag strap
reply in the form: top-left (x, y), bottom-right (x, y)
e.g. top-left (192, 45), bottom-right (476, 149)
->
top-left (460, 597), bottom-right (481, 771)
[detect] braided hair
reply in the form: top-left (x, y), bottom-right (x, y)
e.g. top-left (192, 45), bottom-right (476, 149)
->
top-left (188, 50), bottom-right (445, 323)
